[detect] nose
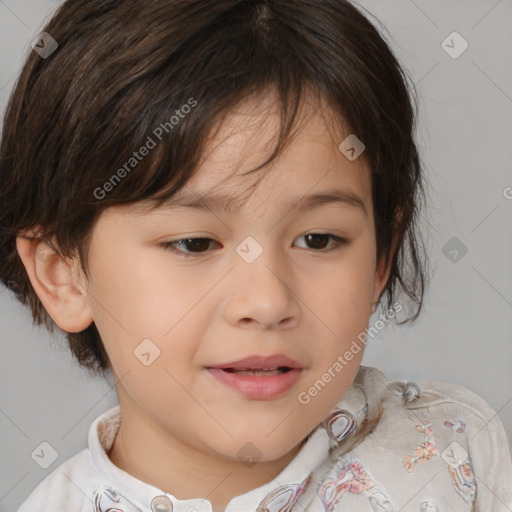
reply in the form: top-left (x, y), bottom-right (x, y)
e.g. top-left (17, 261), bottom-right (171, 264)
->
top-left (223, 240), bottom-right (301, 330)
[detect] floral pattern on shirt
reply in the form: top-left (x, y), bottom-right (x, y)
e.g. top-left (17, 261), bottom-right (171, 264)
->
top-left (443, 419), bottom-right (465, 433)
top-left (440, 438), bottom-right (476, 503)
top-left (401, 417), bottom-right (477, 505)
top-left (402, 420), bottom-right (439, 472)
top-left (256, 474), bottom-right (312, 512)
top-left (318, 459), bottom-right (394, 511)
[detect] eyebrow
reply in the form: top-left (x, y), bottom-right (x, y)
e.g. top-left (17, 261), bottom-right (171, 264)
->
top-left (158, 188), bottom-right (368, 217)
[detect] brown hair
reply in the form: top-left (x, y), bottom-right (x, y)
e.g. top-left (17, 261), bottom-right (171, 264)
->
top-left (0, 0), bottom-right (430, 378)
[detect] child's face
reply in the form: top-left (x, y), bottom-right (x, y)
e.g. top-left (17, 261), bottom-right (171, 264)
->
top-left (71, 94), bottom-right (391, 463)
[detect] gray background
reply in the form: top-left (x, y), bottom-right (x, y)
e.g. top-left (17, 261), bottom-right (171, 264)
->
top-left (1, 0), bottom-right (511, 510)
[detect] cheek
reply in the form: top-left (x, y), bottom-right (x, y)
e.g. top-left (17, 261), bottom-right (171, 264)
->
top-left (299, 241), bottom-right (375, 409)
top-left (85, 247), bottom-right (211, 376)
top-left (113, 360), bottom-right (213, 449)
top-left (312, 244), bottom-right (376, 330)
top-left (88, 243), bottom-right (203, 328)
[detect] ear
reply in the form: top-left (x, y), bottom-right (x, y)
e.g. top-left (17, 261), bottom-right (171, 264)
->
top-left (15, 229), bottom-right (93, 333)
top-left (371, 250), bottom-right (394, 306)
top-left (371, 221), bottom-right (401, 307)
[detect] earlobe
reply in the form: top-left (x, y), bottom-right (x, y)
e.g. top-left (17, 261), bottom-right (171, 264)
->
top-left (15, 232), bottom-right (93, 333)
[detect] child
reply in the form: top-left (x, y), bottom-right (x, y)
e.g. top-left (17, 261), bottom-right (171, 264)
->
top-left (1, 0), bottom-right (511, 511)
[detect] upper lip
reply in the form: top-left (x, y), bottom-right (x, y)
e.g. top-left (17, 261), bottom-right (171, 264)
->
top-left (206, 354), bottom-right (303, 370)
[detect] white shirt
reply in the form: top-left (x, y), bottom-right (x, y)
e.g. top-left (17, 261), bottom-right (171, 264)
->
top-left (16, 365), bottom-right (512, 511)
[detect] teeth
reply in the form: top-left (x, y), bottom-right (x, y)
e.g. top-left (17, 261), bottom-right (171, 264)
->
top-left (232, 369), bottom-right (282, 375)
top-left (224, 367), bottom-right (289, 375)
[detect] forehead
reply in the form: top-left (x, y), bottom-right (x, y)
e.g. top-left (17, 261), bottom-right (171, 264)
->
top-left (129, 91), bottom-right (373, 218)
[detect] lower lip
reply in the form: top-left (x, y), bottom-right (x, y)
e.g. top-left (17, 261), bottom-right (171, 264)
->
top-left (206, 368), bottom-right (303, 400)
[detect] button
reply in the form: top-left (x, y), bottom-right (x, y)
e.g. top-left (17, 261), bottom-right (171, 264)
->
top-left (151, 495), bottom-right (173, 512)
top-left (403, 382), bottom-right (421, 406)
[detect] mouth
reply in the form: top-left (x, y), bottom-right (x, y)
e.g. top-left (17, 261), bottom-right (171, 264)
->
top-left (221, 366), bottom-right (293, 376)
top-left (206, 354), bottom-right (303, 372)
top-left (205, 355), bottom-right (303, 400)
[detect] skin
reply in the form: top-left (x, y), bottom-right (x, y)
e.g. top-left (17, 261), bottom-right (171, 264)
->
top-left (16, 91), bottom-right (395, 512)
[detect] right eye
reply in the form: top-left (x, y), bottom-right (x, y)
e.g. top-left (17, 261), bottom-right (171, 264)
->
top-left (160, 238), bottom-right (220, 257)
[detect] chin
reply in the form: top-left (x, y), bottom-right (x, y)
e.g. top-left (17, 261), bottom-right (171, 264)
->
top-left (205, 435), bottom-right (301, 466)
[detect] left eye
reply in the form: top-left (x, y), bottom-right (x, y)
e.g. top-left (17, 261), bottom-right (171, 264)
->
top-left (294, 233), bottom-right (347, 251)
top-left (160, 233), bottom-right (348, 257)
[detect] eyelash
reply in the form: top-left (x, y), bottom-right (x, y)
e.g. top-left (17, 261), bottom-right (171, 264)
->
top-left (160, 233), bottom-right (348, 258)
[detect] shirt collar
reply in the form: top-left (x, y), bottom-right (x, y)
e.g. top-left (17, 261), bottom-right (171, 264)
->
top-left (89, 365), bottom-right (384, 512)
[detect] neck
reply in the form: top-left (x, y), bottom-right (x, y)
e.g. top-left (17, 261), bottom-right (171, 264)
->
top-left (107, 408), bottom-right (305, 511)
